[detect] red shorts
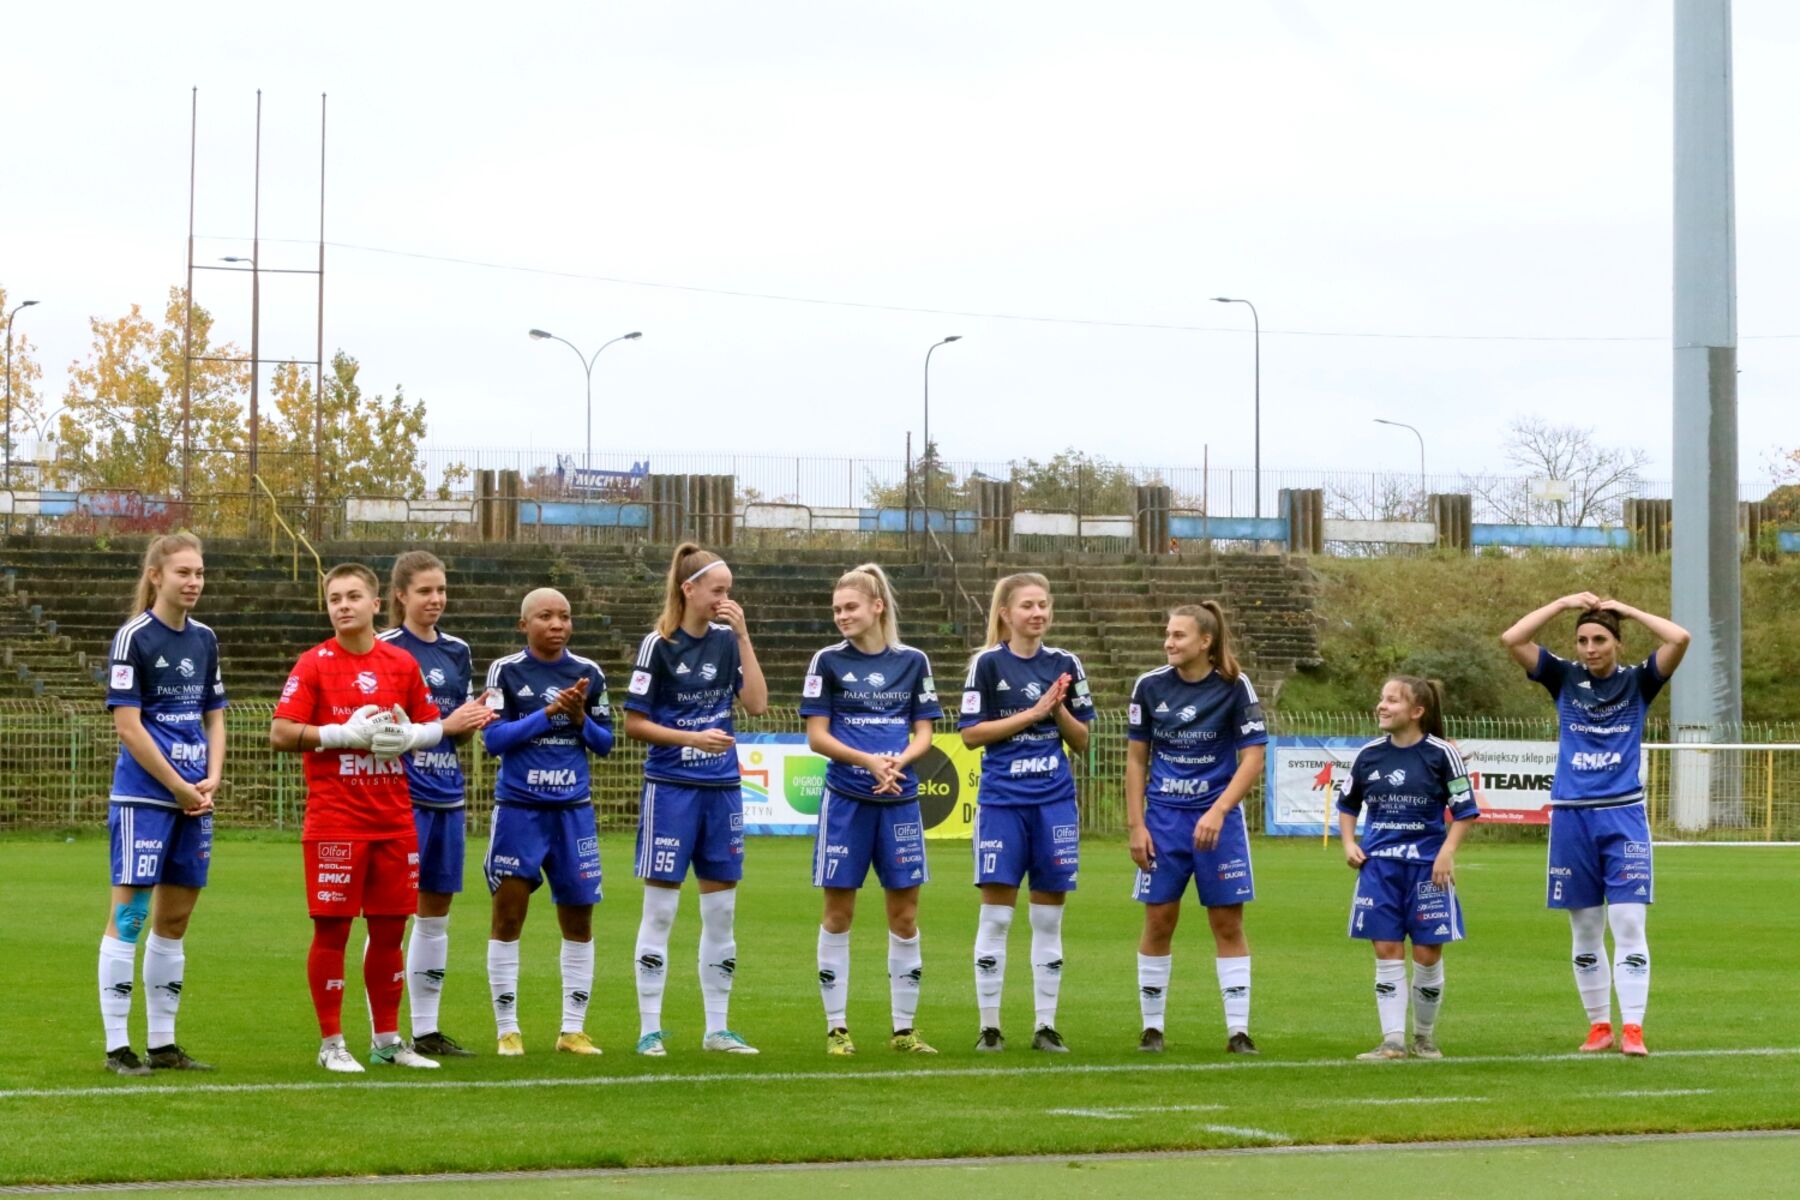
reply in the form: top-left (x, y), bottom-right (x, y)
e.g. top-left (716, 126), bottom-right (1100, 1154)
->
top-left (304, 836), bottom-right (419, 918)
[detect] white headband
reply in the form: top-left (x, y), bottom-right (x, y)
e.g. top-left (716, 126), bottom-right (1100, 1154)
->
top-left (685, 560), bottom-right (726, 585)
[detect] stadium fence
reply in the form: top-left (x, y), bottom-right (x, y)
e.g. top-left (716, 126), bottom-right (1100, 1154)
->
top-left (3, 702), bottom-right (1797, 842)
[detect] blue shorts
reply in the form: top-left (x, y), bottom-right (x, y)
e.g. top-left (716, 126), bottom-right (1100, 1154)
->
top-left (813, 791), bottom-right (929, 890)
top-left (636, 781), bottom-right (745, 884)
top-left (413, 805), bottom-right (466, 895)
top-left (971, 799), bottom-right (1079, 892)
top-left (1131, 803), bottom-right (1255, 907)
top-left (109, 804), bottom-right (212, 889)
top-left (1547, 801), bottom-right (1653, 909)
top-left (1350, 856), bottom-right (1465, 944)
top-left (486, 803), bottom-right (602, 906)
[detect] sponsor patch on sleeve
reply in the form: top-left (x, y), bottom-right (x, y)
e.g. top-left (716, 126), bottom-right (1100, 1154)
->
top-left (961, 690), bottom-right (982, 715)
top-left (802, 673), bottom-right (823, 698)
top-left (628, 669), bottom-right (652, 696)
top-left (279, 675), bottom-right (300, 702)
top-left (110, 663), bottom-right (135, 690)
top-left (1448, 776), bottom-right (1472, 795)
top-left (1074, 678), bottom-right (1090, 697)
top-left (1128, 702), bottom-right (1143, 726)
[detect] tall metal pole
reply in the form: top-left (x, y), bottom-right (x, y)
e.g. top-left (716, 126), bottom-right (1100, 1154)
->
top-left (249, 90), bottom-right (262, 499)
top-left (922, 336), bottom-right (960, 525)
top-left (528, 330), bottom-right (641, 471)
top-left (182, 88), bottom-right (197, 500)
top-left (1212, 298), bottom-right (1261, 517)
top-left (1374, 418), bottom-right (1426, 497)
top-left (314, 93), bottom-right (327, 520)
top-left (1671, 0), bottom-right (1742, 829)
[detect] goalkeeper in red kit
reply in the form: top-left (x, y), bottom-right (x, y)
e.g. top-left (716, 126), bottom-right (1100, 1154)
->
top-left (271, 564), bottom-right (446, 1073)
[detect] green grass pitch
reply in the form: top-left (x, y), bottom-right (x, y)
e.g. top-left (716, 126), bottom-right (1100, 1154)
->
top-left (2, 834), bottom-right (1797, 1188)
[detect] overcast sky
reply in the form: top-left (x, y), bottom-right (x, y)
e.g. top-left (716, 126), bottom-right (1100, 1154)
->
top-left (4, 0), bottom-right (1797, 496)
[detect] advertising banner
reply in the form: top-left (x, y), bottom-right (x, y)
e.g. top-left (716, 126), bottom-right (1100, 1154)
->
top-left (735, 733), bottom-right (984, 837)
top-left (1264, 736), bottom-right (1562, 836)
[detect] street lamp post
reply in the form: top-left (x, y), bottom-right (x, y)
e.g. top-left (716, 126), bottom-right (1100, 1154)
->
top-left (1211, 297), bottom-right (1261, 517)
top-left (1373, 418), bottom-right (1426, 498)
top-left (5, 299), bottom-right (41, 489)
top-left (529, 329), bottom-right (643, 470)
top-left (922, 336), bottom-right (962, 525)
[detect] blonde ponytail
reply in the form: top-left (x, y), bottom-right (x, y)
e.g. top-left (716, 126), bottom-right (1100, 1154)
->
top-left (131, 532), bottom-right (204, 614)
top-left (972, 572), bottom-right (1051, 667)
top-left (656, 542), bottom-right (721, 639)
top-left (835, 562), bottom-right (900, 647)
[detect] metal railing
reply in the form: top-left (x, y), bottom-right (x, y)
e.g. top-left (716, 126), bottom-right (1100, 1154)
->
top-left (252, 476), bottom-right (325, 608)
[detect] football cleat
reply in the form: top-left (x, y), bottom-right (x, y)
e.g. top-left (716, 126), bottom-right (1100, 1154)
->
top-left (826, 1027), bottom-right (856, 1056)
top-left (1620, 1024), bottom-right (1649, 1057)
top-left (635, 1031), bottom-right (668, 1057)
top-left (1138, 1028), bottom-right (1166, 1054)
top-left (412, 1031), bottom-right (475, 1058)
top-left (975, 1027), bottom-right (1006, 1052)
top-left (496, 1032), bottom-right (525, 1057)
top-left (1356, 1038), bottom-right (1408, 1061)
top-left (1031, 1026), bottom-right (1070, 1053)
top-left (889, 1029), bottom-right (937, 1054)
top-left (702, 1029), bottom-right (759, 1055)
top-left (146, 1043), bottom-right (214, 1071)
top-left (105, 1047), bottom-right (153, 1077)
top-left (1226, 1031), bottom-right (1260, 1055)
top-left (1579, 1022), bottom-right (1615, 1053)
top-left (317, 1041), bottom-right (365, 1074)
top-left (369, 1041), bottom-right (440, 1069)
top-left (555, 1031), bottom-right (603, 1056)
top-left (1408, 1034), bottom-right (1443, 1060)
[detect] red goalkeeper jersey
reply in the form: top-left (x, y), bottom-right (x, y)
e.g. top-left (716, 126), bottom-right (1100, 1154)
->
top-left (274, 637), bottom-right (441, 841)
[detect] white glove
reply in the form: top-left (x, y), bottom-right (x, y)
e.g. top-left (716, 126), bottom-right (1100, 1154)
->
top-left (319, 704), bottom-right (390, 750)
top-left (370, 704), bottom-right (443, 760)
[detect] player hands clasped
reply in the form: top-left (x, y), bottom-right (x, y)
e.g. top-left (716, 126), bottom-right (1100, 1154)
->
top-left (624, 544), bottom-right (770, 1056)
top-left (1502, 594), bottom-right (1689, 1058)
top-left (270, 564), bottom-right (447, 1074)
top-left (801, 564), bottom-right (943, 1056)
top-left (1126, 603), bottom-right (1268, 1056)
top-left (960, 573), bottom-right (1095, 1053)
top-left (480, 588), bottom-right (614, 1057)
top-left (378, 551), bottom-right (496, 1059)
top-left (1339, 677), bottom-right (1479, 1061)
top-left (99, 534), bottom-right (227, 1076)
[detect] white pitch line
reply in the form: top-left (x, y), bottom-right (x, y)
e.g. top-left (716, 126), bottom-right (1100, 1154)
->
top-left (1299, 1095), bottom-right (1490, 1107)
top-left (1049, 1104), bottom-right (1229, 1119)
top-left (1611, 1088), bottom-right (1715, 1098)
top-left (1197, 1123), bottom-right (1292, 1144)
top-left (0, 1046), bottom-right (1790, 1103)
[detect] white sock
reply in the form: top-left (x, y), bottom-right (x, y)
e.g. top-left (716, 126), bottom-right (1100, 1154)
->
top-left (1410, 959), bottom-right (1445, 1037)
top-left (487, 939), bottom-right (521, 1036)
top-left (635, 886), bottom-right (680, 1037)
top-left (888, 931), bottom-right (923, 1032)
top-left (406, 915), bottom-right (450, 1038)
top-left (98, 935), bottom-right (136, 1050)
top-left (1028, 903), bottom-right (1065, 1030)
top-left (698, 889), bottom-right (738, 1033)
top-left (142, 933), bottom-right (185, 1047)
top-left (1569, 906), bottom-right (1611, 1023)
top-left (974, 904), bottom-right (1013, 1029)
top-left (1216, 955), bottom-right (1252, 1036)
top-left (1608, 903), bottom-right (1650, 1026)
top-left (818, 926), bottom-right (851, 1030)
top-left (1374, 959), bottom-right (1408, 1039)
top-left (1138, 953), bottom-right (1172, 1031)
top-left (561, 938), bottom-right (595, 1034)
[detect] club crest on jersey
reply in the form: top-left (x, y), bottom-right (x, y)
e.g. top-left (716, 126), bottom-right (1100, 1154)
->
top-left (427, 667), bottom-right (446, 688)
top-left (177, 657), bottom-right (196, 679)
top-left (1178, 705), bottom-right (1197, 722)
top-left (354, 671), bottom-right (378, 695)
top-left (866, 671), bottom-right (886, 688)
top-left (1022, 681), bottom-right (1043, 701)
top-left (1386, 768), bottom-right (1407, 786)
top-left (699, 662), bottom-right (718, 682)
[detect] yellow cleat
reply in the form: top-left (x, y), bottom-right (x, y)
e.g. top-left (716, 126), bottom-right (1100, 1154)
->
top-left (496, 1032), bottom-right (524, 1057)
top-left (890, 1030), bottom-right (938, 1054)
top-left (555, 1031), bottom-right (603, 1056)
top-left (826, 1027), bottom-right (856, 1056)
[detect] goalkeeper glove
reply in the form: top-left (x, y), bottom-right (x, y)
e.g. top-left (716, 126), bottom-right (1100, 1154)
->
top-left (369, 704), bottom-right (444, 760)
top-left (318, 704), bottom-right (389, 750)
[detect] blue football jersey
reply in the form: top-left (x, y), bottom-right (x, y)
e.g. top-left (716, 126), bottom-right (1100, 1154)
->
top-left (1531, 648), bottom-right (1666, 806)
top-left (106, 611), bottom-right (228, 809)
top-left (1127, 665), bottom-right (1268, 809)
top-left (1338, 735), bottom-right (1480, 859)
top-left (624, 624), bottom-right (744, 788)
top-left (376, 625), bottom-right (473, 809)
top-left (958, 642), bottom-right (1095, 806)
top-left (481, 648), bottom-right (613, 806)
top-left (799, 640), bottom-right (943, 803)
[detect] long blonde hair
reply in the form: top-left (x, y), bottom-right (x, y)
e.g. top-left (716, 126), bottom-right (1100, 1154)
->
top-left (979, 572), bottom-right (1051, 655)
top-left (131, 532), bottom-right (204, 614)
top-left (836, 562), bottom-right (900, 648)
top-left (388, 549), bottom-right (446, 629)
top-left (1170, 601), bottom-right (1242, 682)
top-left (656, 542), bottom-right (723, 639)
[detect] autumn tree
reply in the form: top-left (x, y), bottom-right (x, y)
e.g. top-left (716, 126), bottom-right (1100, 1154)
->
top-left (259, 352), bottom-right (428, 503)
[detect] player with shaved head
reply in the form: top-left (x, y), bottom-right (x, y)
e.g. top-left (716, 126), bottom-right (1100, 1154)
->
top-left (479, 586), bottom-right (615, 1057)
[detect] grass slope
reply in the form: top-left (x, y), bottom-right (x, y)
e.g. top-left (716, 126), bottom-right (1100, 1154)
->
top-left (2, 834), bottom-right (1797, 1185)
top-left (1278, 553), bottom-right (1800, 723)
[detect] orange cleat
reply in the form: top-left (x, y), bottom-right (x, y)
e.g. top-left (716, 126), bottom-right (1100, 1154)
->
top-left (1579, 1022), bottom-right (1615, 1053)
top-left (1621, 1024), bottom-right (1649, 1057)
